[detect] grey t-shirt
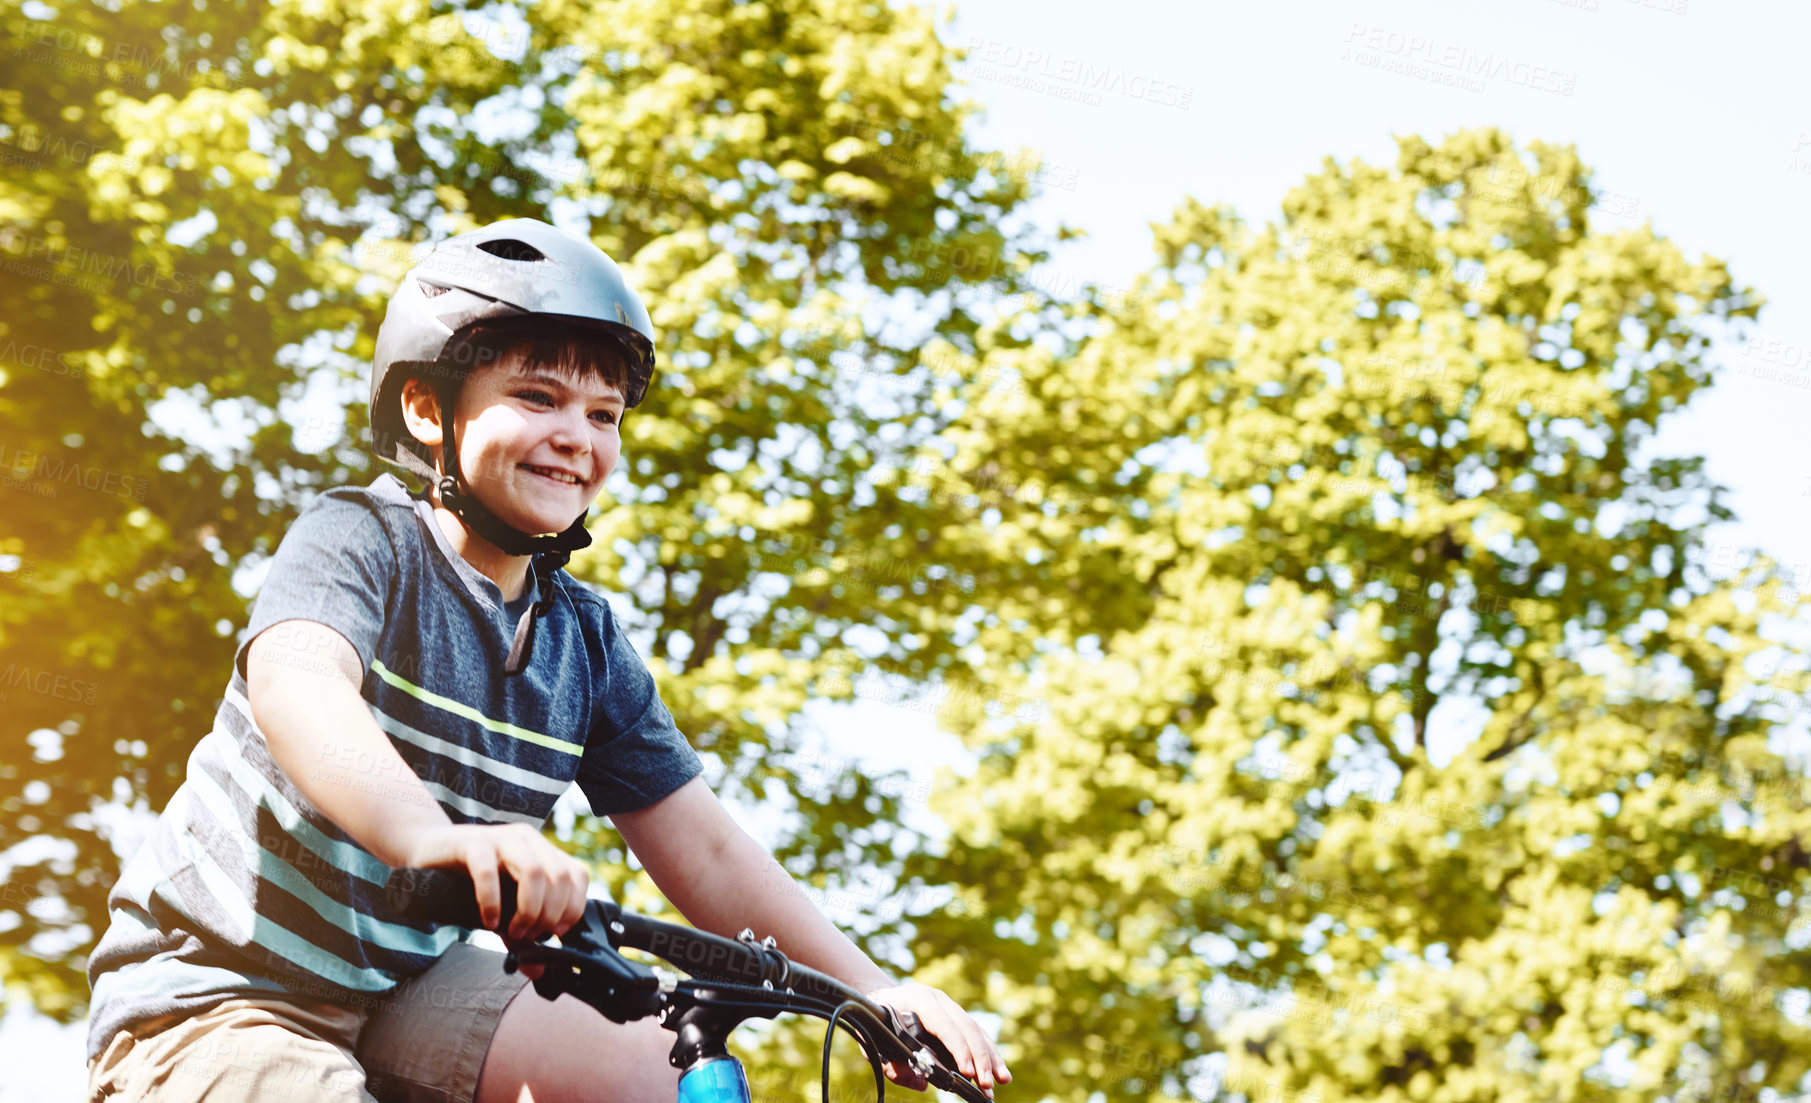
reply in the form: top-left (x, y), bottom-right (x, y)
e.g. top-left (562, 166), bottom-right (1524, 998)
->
top-left (85, 473), bottom-right (702, 1061)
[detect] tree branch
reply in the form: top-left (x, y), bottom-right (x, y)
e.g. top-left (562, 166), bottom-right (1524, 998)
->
top-left (655, 563), bottom-right (674, 665)
top-left (1410, 585), bottom-right (1451, 752)
top-left (1483, 662), bottom-right (1547, 763)
top-left (682, 582), bottom-right (728, 676)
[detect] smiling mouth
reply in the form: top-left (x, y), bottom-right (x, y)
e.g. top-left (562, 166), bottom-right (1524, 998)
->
top-left (520, 464), bottom-right (585, 486)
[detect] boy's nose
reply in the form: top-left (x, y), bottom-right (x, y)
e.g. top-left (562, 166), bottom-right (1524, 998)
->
top-left (547, 408), bottom-right (591, 451)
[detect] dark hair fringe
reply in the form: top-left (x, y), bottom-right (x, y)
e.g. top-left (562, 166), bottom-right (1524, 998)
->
top-left (451, 323), bottom-right (636, 397)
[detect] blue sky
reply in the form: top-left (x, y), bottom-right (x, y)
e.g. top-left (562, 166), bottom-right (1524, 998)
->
top-left (938, 0), bottom-right (1811, 573)
top-left (11, 1), bottom-right (1809, 1098)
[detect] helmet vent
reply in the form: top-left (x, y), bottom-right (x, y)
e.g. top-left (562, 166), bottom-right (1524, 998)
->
top-left (476, 239), bottom-right (547, 262)
top-left (418, 279), bottom-right (451, 298)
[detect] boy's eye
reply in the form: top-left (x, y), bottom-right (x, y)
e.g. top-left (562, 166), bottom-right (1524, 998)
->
top-left (515, 388), bottom-right (618, 425)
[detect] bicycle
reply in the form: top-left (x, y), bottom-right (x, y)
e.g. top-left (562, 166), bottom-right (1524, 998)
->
top-left (384, 868), bottom-right (996, 1103)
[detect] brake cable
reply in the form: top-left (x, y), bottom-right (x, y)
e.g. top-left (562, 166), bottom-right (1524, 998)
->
top-left (823, 999), bottom-right (888, 1103)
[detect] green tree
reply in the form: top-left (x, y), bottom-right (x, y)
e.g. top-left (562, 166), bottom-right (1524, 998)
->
top-left (0, 0), bottom-right (1053, 1019)
top-left (900, 128), bottom-right (1804, 1102)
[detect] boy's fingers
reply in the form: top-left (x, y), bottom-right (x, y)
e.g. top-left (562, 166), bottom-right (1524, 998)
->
top-left (565, 862), bottom-right (586, 927)
top-left (537, 857), bottom-right (576, 937)
top-left (468, 848), bottom-right (502, 930)
top-left (541, 873), bottom-right (573, 939)
top-left (881, 1061), bottom-right (926, 1091)
top-left (925, 999), bottom-right (1001, 1090)
top-left (506, 853), bottom-right (545, 941)
top-left (560, 863), bottom-right (588, 934)
top-left (930, 1009), bottom-right (990, 1084)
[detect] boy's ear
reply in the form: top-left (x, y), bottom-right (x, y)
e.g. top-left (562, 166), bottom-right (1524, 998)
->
top-left (399, 376), bottom-right (445, 451)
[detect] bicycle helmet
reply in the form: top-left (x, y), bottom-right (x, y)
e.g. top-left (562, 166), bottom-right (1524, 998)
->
top-left (368, 218), bottom-right (657, 673)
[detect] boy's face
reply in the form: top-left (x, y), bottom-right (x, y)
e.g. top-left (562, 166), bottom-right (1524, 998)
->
top-left (409, 346), bottom-right (626, 538)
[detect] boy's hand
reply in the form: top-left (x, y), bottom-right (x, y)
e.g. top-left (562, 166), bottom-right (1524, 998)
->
top-left (863, 981), bottom-right (1011, 1099)
top-left (401, 823), bottom-right (589, 975)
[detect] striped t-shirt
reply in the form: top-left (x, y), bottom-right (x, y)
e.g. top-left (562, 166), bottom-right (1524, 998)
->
top-left (85, 473), bottom-right (703, 1061)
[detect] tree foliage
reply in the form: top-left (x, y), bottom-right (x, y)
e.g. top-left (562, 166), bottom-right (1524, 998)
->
top-left (11, 4), bottom-right (1804, 1099)
top-left (899, 129), bottom-right (1807, 1102)
top-left (0, 0), bottom-right (1052, 1018)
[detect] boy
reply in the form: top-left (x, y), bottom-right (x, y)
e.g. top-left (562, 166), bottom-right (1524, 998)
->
top-left (84, 218), bottom-right (1010, 1102)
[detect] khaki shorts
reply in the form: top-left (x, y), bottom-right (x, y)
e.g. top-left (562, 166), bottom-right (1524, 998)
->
top-left (87, 942), bottom-right (531, 1103)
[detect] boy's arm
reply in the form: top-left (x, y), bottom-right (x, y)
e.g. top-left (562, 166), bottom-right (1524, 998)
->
top-left (611, 776), bottom-right (891, 990)
top-left (246, 619), bottom-right (447, 868)
top-left (246, 618), bottom-right (588, 943)
top-left (612, 777), bottom-right (1010, 1097)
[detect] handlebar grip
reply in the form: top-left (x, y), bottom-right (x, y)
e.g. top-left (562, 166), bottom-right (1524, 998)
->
top-left (385, 867), bottom-right (517, 931)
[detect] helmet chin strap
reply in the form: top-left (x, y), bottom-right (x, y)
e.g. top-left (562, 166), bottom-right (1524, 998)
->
top-left (419, 378), bottom-right (594, 558)
top-left (395, 378), bottom-right (594, 676)
top-left (435, 465), bottom-right (593, 558)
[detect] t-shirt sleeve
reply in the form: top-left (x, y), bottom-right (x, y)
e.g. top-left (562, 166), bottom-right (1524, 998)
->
top-left (577, 603), bottom-right (705, 817)
top-left (236, 490), bottom-right (395, 680)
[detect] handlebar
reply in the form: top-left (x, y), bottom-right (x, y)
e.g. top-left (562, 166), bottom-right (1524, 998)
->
top-left (384, 868), bottom-right (991, 1103)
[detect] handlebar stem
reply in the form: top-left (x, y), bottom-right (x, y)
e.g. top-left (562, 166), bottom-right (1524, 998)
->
top-left (666, 1003), bottom-right (748, 1070)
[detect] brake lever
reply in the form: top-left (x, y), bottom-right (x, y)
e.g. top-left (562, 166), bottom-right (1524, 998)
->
top-left (881, 1007), bottom-right (994, 1102)
top-left (502, 905), bottom-right (670, 1024)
